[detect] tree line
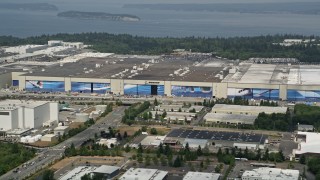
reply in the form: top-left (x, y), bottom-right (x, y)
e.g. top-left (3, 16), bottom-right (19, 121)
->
top-left (122, 101), bottom-right (150, 125)
top-left (0, 142), bottom-right (36, 176)
top-left (0, 33), bottom-right (320, 62)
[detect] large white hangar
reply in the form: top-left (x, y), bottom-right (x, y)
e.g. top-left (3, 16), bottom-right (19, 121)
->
top-left (0, 100), bottom-right (58, 131)
top-left (2, 53), bottom-right (320, 101)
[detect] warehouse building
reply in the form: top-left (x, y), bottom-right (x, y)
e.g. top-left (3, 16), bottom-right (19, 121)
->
top-left (183, 138), bottom-right (208, 149)
top-left (166, 129), bottom-right (267, 148)
top-left (183, 172), bottom-right (220, 180)
top-left (297, 124), bottom-right (314, 132)
top-left (293, 131), bottom-right (320, 157)
top-left (59, 165), bottom-right (119, 180)
top-left (119, 168), bottom-right (168, 180)
top-left (241, 167), bottom-right (299, 180)
top-left (204, 113), bottom-right (257, 125)
top-left (0, 100), bottom-right (58, 131)
top-left (54, 126), bottom-right (70, 136)
top-left (211, 104), bottom-right (287, 115)
top-left (140, 136), bottom-right (166, 147)
top-left (92, 165), bottom-right (120, 179)
top-left (41, 134), bottom-right (57, 142)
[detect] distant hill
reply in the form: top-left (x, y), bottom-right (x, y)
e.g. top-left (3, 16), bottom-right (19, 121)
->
top-left (0, 3), bottom-right (58, 11)
top-left (58, 11), bottom-right (140, 22)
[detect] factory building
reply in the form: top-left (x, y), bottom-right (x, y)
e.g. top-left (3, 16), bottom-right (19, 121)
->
top-left (1, 45), bottom-right (320, 102)
top-left (0, 100), bottom-right (58, 131)
top-left (211, 104), bottom-right (288, 115)
top-left (241, 167), bottom-right (299, 180)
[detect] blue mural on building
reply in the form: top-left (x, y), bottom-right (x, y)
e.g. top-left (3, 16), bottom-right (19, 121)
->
top-left (227, 88), bottom-right (279, 100)
top-left (171, 86), bottom-right (212, 98)
top-left (71, 82), bottom-right (111, 94)
top-left (25, 80), bottom-right (65, 92)
top-left (124, 84), bottom-right (164, 96)
top-left (287, 90), bottom-right (320, 101)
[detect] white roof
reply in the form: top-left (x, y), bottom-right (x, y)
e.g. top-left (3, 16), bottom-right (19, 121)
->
top-left (59, 166), bottom-right (96, 180)
top-left (54, 126), bottom-right (69, 130)
top-left (0, 100), bottom-right (52, 111)
top-left (242, 167), bottom-right (299, 180)
top-left (294, 132), bottom-right (320, 155)
top-left (233, 143), bottom-right (258, 149)
top-left (140, 136), bottom-right (166, 146)
top-left (183, 172), bottom-right (220, 180)
top-left (183, 138), bottom-right (208, 148)
top-left (212, 104), bottom-right (287, 114)
top-left (204, 113), bottom-right (257, 124)
top-left (43, 134), bottom-right (57, 138)
top-left (93, 165), bottom-right (119, 174)
top-left (119, 168), bottom-right (168, 180)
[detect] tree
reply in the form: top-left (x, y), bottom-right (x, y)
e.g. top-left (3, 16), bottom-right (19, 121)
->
top-left (215, 164), bottom-right (222, 173)
top-left (164, 144), bottom-right (172, 156)
top-left (263, 148), bottom-right (269, 161)
top-left (123, 131), bottom-right (128, 139)
top-left (137, 143), bottom-right (143, 154)
top-left (42, 169), bottom-right (55, 180)
top-left (160, 155), bottom-right (167, 166)
top-left (143, 112), bottom-right (149, 120)
top-left (141, 126), bottom-right (147, 132)
top-left (197, 145), bottom-right (203, 156)
top-left (162, 111), bottom-right (167, 118)
top-left (185, 143), bottom-right (190, 153)
top-left (158, 143), bottom-right (164, 154)
top-left (256, 148), bottom-right (261, 161)
top-left (173, 156), bottom-right (182, 167)
top-left (154, 98), bottom-right (159, 106)
top-left (125, 145), bottom-right (131, 153)
top-left (150, 128), bottom-right (158, 135)
top-left (117, 132), bottom-right (122, 141)
top-left (244, 147), bottom-right (249, 159)
top-left (152, 156), bottom-right (159, 165)
top-left (145, 155), bottom-right (151, 166)
top-left (149, 112), bottom-right (153, 119)
top-left (278, 149), bottom-right (285, 162)
top-left (299, 154), bottom-right (306, 164)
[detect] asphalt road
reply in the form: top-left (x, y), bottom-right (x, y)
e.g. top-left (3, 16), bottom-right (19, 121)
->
top-left (0, 106), bottom-right (126, 180)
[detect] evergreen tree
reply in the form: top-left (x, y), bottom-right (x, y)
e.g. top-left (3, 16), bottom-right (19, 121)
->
top-left (263, 148), bottom-right (269, 161)
top-left (154, 98), bottom-right (159, 106)
top-left (173, 156), bottom-right (182, 167)
top-left (197, 145), bottom-right (203, 156)
top-left (244, 147), bottom-right (249, 159)
top-left (137, 143), bottom-right (143, 154)
top-left (299, 154), bottom-right (306, 164)
top-left (123, 131), bottom-right (128, 139)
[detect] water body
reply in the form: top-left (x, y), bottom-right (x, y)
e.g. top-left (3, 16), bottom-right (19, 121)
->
top-left (0, 0), bottom-right (320, 37)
